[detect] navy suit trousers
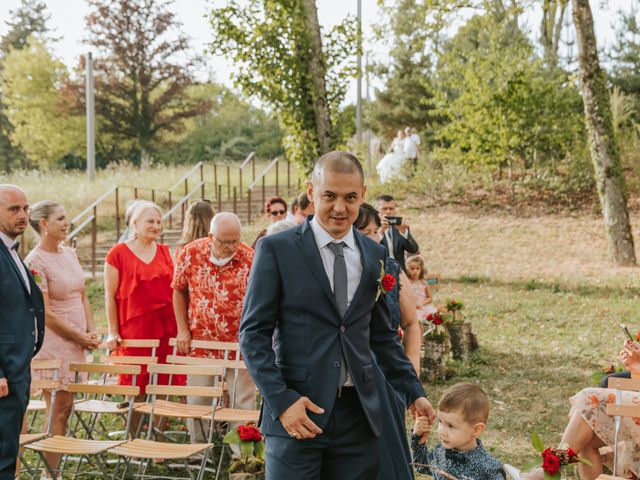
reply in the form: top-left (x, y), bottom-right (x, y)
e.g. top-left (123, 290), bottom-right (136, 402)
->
top-left (265, 388), bottom-right (379, 480)
top-left (0, 380), bottom-right (29, 480)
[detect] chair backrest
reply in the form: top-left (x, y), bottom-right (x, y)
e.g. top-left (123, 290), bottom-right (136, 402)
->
top-left (68, 363), bottom-right (142, 439)
top-left (605, 376), bottom-right (640, 477)
top-left (168, 338), bottom-right (241, 360)
top-left (425, 274), bottom-right (440, 290)
top-left (30, 359), bottom-right (63, 434)
top-left (99, 339), bottom-right (160, 366)
top-left (145, 363), bottom-right (224, 442)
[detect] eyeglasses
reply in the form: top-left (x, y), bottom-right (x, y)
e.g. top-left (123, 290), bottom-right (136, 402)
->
top-left (212, 237), bottom-right (240, 248)
top-left (269, 210), bottom-right (286, 216)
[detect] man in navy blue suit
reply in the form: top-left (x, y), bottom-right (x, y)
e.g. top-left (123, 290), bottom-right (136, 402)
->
top-left (240, 152), bottom-right (435, 479)
top-left (0, 185), bottom-right (45, 479)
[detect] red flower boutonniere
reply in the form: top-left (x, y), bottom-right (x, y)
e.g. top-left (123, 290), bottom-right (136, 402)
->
top-left (426, 312), bottom-right (443, 325)
top-left (31, 269), bottom-right (42, 285)
top-left (636, 331), bottom-right (640, 342)
top-left (528, 433), bottom-right (591, 478)
top-left (376, 260), bottom-right (396, 301)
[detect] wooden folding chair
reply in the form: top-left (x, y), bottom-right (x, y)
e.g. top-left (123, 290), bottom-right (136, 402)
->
top-left (167, 339), bottom-right (260, 480)
top-left (110, 363), bottom-right (224, 480)
top-left (70, 339), bottom-right (158, 440)
top-left (18, 359), bottom-right (62, 477)
top-left (25, 363), bottom-right (141, 480)
top-left (425, 273), bottom-right (440, 290)
top-left (595, 376), bottom-right (640, 480)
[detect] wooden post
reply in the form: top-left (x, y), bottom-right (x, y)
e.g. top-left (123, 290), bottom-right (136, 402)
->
top-left (115, 186), bottom-right (121, 240)
top-left (239, 169), bottom-right (243, 199)
top-left (214, 164), bottom-right (218, 196)
top-left (252, 156), bottom-right (256, 182)
top-left (91, 207), bottom-right (97, 278)
top-left (233, 187), bottom-right (237, 214)
top-left (200, 163), bottom-right (204, 198)
top-left (151, 189), bottom-right (156, 203)
top-left (275, 159), bottom-right (279, 196)
top-left (134, 187), bottom-right (138, 199)
top-left (217, 185), bottom-right (222, 212)
top-left (287, 160), bottom-right (291, 194)
top-left (247, 188), bottom-right (252, 224)
top-left (227, 165), bottom-right (231, 199)
top-left (261, 175), bottom-right (266, 211)
top-left (184, 178), bottom-right (188, 197)
top-left (168, 192), bottom-right (173, 230)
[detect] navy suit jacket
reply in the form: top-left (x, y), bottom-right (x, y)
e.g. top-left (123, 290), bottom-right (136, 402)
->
top-left (380, 225), bottom-right (419, 272)
top-left (239, 219), bottom-right (425, 438)
top-left (0, 241), bottom-right (45, 383)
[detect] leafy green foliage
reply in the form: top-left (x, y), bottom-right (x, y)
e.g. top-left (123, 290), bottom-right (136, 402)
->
top-left (210, 0), bottom-right (356, 171)
top-left (0, 37), bottom-right (84, 168)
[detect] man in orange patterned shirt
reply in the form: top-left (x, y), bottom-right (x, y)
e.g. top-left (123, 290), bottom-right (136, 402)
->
top-left (172, 212), bottom-right (255, 443)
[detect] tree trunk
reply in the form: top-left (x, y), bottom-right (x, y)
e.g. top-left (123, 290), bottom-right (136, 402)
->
top-left (300, 0), bottom-right (332, 154)
top-left (572, 0), bottom-right (636, 266)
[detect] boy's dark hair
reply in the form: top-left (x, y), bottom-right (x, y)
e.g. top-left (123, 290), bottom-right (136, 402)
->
top-left (438, 383), bottom-right (489, 424)
top-left (376, 194), bottom-right (395, 203)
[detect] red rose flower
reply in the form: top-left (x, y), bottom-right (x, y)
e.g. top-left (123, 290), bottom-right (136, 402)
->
top-left (427, 312), bottom-right (443, 325)
top-left (382, 274), bottom-right (395, 292)
top-left (31, 269), bottom-right (38, 276)
top-left (636, 331), bottom-right (640, 341)
top-left (542, 452), bottom-right (561, 475)
top-left (238, 425), bottom-right (261, 442)
top-left (567, 448), bottom-right (577, 458)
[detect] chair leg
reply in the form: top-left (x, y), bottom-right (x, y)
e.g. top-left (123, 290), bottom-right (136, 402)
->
top-left (214, 444), bottom-right (226, 480)
top-left (197, 447), bottom-right (212, 480)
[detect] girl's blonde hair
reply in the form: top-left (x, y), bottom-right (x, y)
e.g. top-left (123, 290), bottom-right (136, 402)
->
top-left (179, 200), bottom-right (215, 246)
top-left (406, 255), bottom-right (425, 279)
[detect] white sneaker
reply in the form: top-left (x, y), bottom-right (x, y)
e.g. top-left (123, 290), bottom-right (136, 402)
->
top-left (504, 464), bottom-right (522, 480)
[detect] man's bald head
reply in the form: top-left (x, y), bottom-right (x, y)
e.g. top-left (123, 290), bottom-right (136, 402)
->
top-left (209, 212), bottom-right (242, 259)
top-left (210, 212), bottom-right (242, 236)
top-left (310, 151), bottom-right (364, 187)
top-left (0, 184), bottom-right (29, 239)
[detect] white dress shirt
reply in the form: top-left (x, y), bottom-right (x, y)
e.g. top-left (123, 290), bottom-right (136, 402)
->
top-left (0, 231), bottom-right (30, 293)
top-left (310, 217), bottom-right (362, 309)
top-left (310, 218), bottom-right (362, 387)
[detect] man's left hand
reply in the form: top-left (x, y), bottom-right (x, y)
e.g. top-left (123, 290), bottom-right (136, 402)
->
top-left (0, 378), bottom-right (8, 397)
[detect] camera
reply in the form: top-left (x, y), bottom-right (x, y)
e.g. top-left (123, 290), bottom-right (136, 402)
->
top-left (386, 216), bottom-right (402, 226)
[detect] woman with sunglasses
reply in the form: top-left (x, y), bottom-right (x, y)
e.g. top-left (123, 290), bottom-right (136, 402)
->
top-left (252, 196), bottom-right (289, 248)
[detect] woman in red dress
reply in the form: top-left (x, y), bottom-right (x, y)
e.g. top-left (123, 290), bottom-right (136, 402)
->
top-left (104, 200), bottom-right (184, 393)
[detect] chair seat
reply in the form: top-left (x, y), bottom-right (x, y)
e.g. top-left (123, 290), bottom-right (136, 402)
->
top-left (74, 399), bottom-right (145, 414)
top-left (135, 399), bottom-right (212, 419)
top-left (27, 399), bottom-right (46, 411)
top-left (203, 407), bottom-right (260, 423)
top-left (19, 433), bottom-right (48, 446)
top-left (26, 435), bottom-right (125, 455)
top-left (109, 438), bottom-right (213, 459)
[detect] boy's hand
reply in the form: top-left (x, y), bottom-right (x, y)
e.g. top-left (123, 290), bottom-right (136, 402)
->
top-left (413, 416), bottom-right (432, 445)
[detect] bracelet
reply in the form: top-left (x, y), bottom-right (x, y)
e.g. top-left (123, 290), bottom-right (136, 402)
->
top-left (106, 334), bottom-right (120, 343)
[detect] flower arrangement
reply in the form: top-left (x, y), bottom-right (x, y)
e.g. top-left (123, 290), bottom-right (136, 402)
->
top-left (223, 423), bottom-right (265, 476)
top-left (423, 312), bottom-right (449, 342)
top-left (529, 432), bottom-right (591, 479)
top-left (445, 299), bottom-right (464, 321)
top-left (376, 260), bottom-right (396, 300)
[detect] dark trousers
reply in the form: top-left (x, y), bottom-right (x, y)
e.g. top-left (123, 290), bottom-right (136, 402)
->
top-left (599, 370), bottom-right (632, 388)
top-left (0, 380), bottom-right (29, 480)
top-left (265, 388), bottom-right (379, 480)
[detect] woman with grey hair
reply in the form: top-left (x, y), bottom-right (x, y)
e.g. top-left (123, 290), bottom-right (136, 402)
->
top-left (25, 200), bottom-right (101, 474)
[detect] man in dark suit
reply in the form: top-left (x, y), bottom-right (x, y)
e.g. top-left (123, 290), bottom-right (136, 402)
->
top-left (376, 194), bottom-right (420, 273)
top-left (0, 185), bottom-right (45, 479)
top-left (240, 152), bottom-right (434, 479)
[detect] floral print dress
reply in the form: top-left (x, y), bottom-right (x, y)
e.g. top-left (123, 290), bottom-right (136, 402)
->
top-left (571, 387), bottom-right (640, 477)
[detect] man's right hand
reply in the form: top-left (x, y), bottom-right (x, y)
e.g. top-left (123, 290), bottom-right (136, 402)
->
top-left (176, 329), bottom-right (192, 355)
top-left (279, 396), bottom-right (325, 440)
top-left (0, 378), bottom-right (8, 397)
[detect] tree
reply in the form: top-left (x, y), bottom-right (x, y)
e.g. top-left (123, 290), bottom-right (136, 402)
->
top-left (368, 0), bottom-right (439, 142)
top-left (210, 0), bottom-right (356, 171)
top-left (0, 0), bottom-right (52, 171)
top-left (540, 0), bottom-right (569, 69)
top-left (82, 0), bottom-right (210, 164)
top-left (572, 0), bottom-right (636, 266)
top-left (609, 7), bottom-right (640, 105)
top-left (0, 37), bottom-right (84, 168)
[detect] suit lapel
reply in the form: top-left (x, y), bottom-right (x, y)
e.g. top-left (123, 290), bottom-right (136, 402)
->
top-left (344, 230), bottom-right (377, 322)
top-left (295, 221), bottom-right (340, 317)
top-left (0, 241), bottom-right (31, 295)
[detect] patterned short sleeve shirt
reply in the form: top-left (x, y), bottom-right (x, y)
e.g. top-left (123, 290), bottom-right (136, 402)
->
top-left (172, 237), bottom-right (254, 358)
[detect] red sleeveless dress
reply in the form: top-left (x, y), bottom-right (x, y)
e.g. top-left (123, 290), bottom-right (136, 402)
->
top-left (105, 243), bottom-right (185, 390)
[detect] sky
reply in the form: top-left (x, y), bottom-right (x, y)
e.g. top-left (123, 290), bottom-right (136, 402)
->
top-left (0, 0), bottom-right (634, 105)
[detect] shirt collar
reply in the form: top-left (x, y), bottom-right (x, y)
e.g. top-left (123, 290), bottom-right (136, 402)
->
top-left (0, 231), bottom-right (18, 250)
top-left (310, 217), bottom-right (356, 251)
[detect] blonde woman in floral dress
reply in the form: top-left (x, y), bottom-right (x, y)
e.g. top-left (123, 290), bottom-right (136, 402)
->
top-left (25, 201), bottom-right (101, 475)
top-left (516, 340), bottom-right (640, 480)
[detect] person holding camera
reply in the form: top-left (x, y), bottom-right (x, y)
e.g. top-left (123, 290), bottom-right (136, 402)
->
top-left (376, 194), bottom-right (420, 273)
